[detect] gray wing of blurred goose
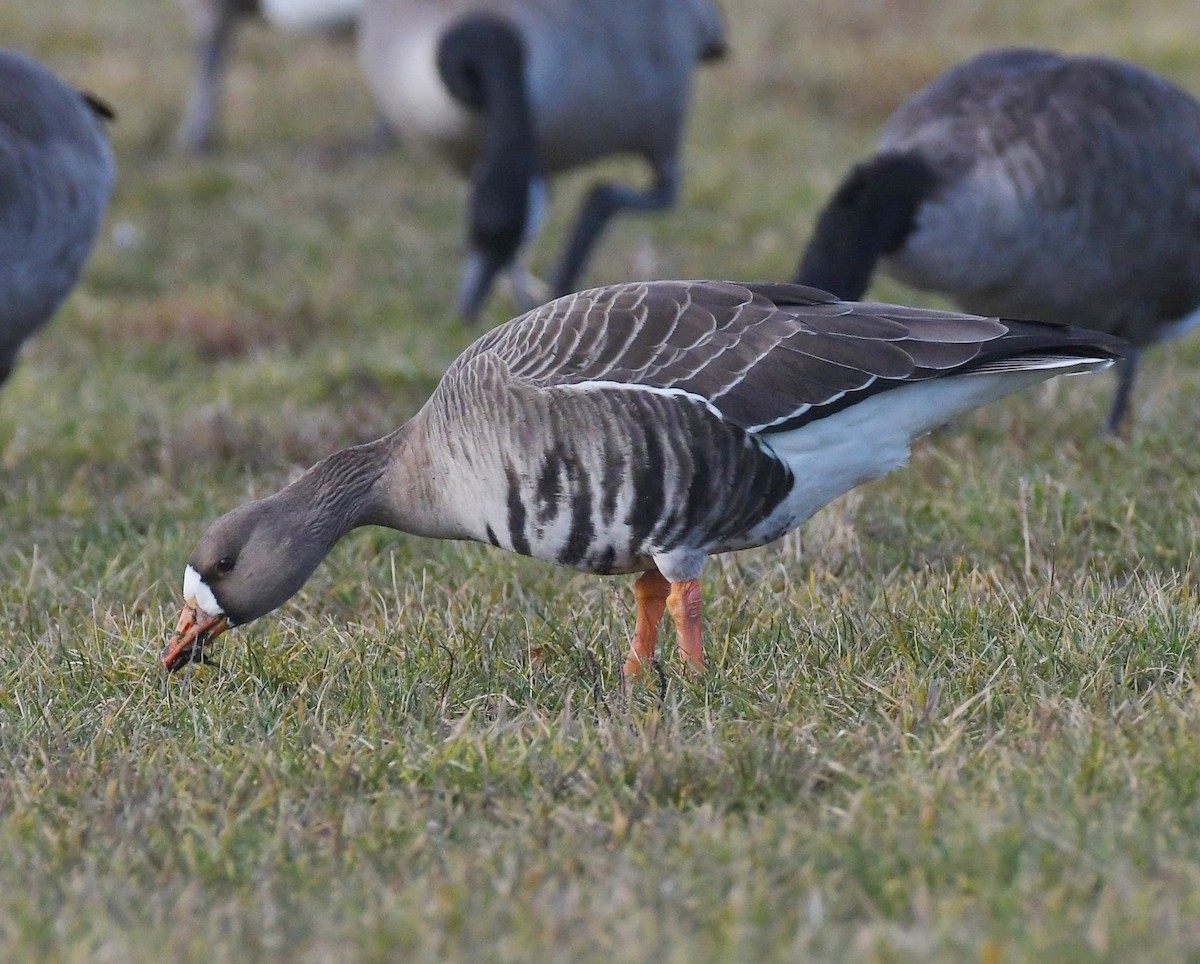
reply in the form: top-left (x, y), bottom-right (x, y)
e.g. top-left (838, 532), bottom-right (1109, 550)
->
top-left (0, 48), bottom-right (114, 387)
top-left (794, 47), bottom-right (1200, 435)
top-left (358, 0), bottom-right (727, 319)
top-left (166, 281), bottom-right (1123, 677)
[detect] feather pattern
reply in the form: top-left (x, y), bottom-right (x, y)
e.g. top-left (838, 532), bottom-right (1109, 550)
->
top-left (456, 280), bottom-right (1097, 433)
top-left (403, 281), bottom-right (1121, 578)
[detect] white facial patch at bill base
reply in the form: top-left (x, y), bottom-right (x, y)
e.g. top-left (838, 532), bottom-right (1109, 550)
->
top-left (183, 564), bottom-right (224, 617)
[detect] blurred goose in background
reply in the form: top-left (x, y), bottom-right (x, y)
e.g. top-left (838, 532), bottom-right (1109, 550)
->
top-left (174, 0), bottom-right (363, 152)
top-left (794, 48), bottom-right (1200, 435)
top-left (165, 280), bottom-right (1123, 677)
top-left (357, 0), bottom-right (727, 320)
top-left (0, 49), bottom-right (115, 390)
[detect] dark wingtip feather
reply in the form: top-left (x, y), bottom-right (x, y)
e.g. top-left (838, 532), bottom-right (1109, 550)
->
top-left (994, 317), bottom-right (1130, 361)
top-left (739, 282), bottom-right (841, 307)
top-left (79, 91), bottom-right (115, 121)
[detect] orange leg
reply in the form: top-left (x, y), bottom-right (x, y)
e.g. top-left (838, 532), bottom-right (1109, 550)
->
top-left (623, 570), bottom-right (671, 677)
top-left (667, 578), bottom-right (704, 673)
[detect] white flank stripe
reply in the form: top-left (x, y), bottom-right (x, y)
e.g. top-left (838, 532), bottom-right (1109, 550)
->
top-left (183, 564), bottom-right (224, 617)
top-left (261, 0), bottom-right (360, 31)
top-left (557, 380), bottom-right (727, 421)
top-left (747, 404), bottom-right (811, 434)
top-left (746, 374), bottom-right (879, 434)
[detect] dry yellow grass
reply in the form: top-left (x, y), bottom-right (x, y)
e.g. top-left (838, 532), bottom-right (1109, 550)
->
top-left (1, 0), bottom-right (1199, 960)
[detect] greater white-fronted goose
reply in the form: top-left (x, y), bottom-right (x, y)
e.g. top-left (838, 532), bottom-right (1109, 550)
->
top-left (357, 0), bottom-right (727, 319)
top-left (794, 48), bottom-right (1200, 435)
top-left (165, 281), bottom-right (1123, 677)
top-left (174, 0), bottom-right (362, 153)
top-left (0, 49), bottom-right (115, 389)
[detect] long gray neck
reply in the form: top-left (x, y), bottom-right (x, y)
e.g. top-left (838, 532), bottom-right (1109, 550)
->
top-left (275, 434), bottom-right (397, 555)
top-left (268, 412), bottom-right (468, 556)
top-left (365, 415), bottom-right (473, 540)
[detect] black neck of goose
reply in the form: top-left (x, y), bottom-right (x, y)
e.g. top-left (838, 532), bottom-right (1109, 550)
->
top-left (438, 15), bottom-right (538, 253)
top-left (280, 436), bottom-right (395, 553)
top-left (794, 152), bottom-right (939, 301)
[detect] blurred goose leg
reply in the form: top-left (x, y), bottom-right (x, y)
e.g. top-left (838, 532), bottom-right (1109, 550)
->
top-left (177, 8), bottom-right (239, 153)
top-left (666, 578), bottom-right (704, 673)
top-left (1104, 351), bottom-right (1140, 437)
top-left (365, 114), bottom-right (399, 152)
top-left (623, 570), bottom-right (670, 678)
top-left (507, 265), bottom-right (550, 314)
top-left (550, 161), bottom-right (679, 297)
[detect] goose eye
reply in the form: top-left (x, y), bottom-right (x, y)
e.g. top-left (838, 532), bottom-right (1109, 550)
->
top-left (216, 556), bottom-right (236, 575)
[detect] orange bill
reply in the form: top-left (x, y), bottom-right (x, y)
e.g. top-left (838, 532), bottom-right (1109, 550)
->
top-left (162, 603), bottom-right (229, 672)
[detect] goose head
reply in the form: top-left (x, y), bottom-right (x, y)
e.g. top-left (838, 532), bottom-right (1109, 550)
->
top-left (163, 498), bottom-right (328, 671)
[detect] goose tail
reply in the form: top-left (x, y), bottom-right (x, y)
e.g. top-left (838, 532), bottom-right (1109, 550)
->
top-left (960, 318), bottom-right (1126, 377)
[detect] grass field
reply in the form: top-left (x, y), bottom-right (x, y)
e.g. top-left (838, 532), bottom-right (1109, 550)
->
top-left (3, 0), bottom-right (1200, 959)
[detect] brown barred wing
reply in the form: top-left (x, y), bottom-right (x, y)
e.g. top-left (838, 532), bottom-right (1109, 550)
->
top-left (462, 280), bottom-right (1119, 437)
